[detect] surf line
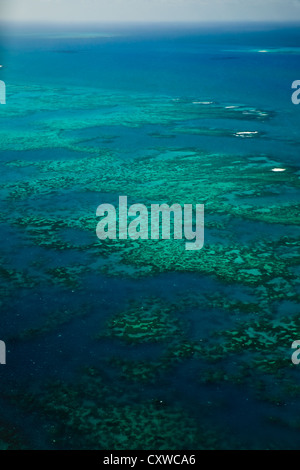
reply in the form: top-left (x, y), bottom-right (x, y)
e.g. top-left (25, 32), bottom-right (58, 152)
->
top-left (96, 196), bottom-right (204, 251)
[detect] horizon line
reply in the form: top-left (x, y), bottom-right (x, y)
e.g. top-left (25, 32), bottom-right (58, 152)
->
top-left (1, 19), bottom-right (300, 25)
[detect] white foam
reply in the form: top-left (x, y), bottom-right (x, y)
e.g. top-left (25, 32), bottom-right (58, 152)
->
top-left (193, 101), bottom-right (213, 105)
top-left (236, 131), bottom-right (259, 135)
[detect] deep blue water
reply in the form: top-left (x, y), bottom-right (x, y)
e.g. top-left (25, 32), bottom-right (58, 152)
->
top-left (0, 22), bottom-right (300, 450)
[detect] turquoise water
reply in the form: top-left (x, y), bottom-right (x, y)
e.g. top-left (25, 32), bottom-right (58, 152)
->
top-left (0, 22), bottom-right (300, 449)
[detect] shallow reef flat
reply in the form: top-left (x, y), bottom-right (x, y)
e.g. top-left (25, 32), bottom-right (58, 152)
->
top-left (0, 84), bottom-right (276, 154)
top-left (0, 81), bottom-right (299, 449)
top-left (4, 366), bottom-right (242, 450)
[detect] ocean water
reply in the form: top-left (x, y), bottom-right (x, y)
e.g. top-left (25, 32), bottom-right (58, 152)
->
top-left (0, 22), bottom-right (300, 449)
